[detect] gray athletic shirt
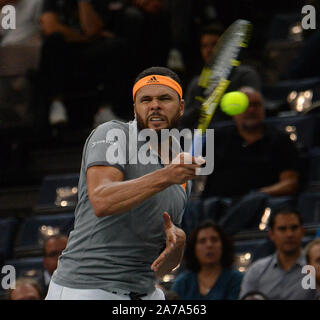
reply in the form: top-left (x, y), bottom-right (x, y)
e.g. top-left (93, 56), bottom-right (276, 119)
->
top-left (52, 120), bottom-right (190, 294)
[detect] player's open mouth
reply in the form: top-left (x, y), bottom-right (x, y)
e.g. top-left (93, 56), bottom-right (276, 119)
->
top-left (149, 116), bottom-right (165, 122)
top-left (148, 116), bottom-right (167, 125)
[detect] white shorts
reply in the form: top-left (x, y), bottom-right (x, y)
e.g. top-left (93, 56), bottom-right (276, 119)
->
top-left (45, 280), bottom-right (165, 300)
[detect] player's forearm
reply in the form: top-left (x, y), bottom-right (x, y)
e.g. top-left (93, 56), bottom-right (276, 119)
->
top-left (78, 0), bottom-right (104, 37)
top-left (90, 169), bottom-right (172, 217)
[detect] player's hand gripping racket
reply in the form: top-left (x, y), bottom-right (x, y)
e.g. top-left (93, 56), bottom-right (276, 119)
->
top-left (190, 19), bottom-right (252, 157)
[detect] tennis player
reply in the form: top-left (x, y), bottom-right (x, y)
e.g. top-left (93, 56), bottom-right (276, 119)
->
top-left (45, 66), bottom-right (203, 300)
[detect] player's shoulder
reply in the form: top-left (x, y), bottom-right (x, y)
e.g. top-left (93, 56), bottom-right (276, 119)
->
top-left (85, 120), bottom-right (132, 147)
top-left (96, 119), bottom-right (130, 131)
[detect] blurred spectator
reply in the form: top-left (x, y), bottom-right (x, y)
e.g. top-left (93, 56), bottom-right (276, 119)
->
top-left (0, 0), bottom-right (43, 48)
top-left (36, 0), bottom-right (129, 129)
top-left (200, 87), bottom-right (299, 235)
top-left (240, 290), bottom-right (268, 300)
top-left (240, 208), bottom-right (319, 300)
top-left (0, 0), bottom-right (43, 126)
top-left (305, 238), bottom-right (320, 297)
top-left (171, 220), bottom-right (243, 300)
top-left (282, 30), bottom-right (320, 80)
top-left (123, 0), bottom-right (172, 72)
top-left (42, 234), bottom-right (68, 294)
top-left (8, 277), bottom-right (42, 300)
top-left (203, 87), bottom-right (299, 198)
top-left (180, 24), bottom-right (261, 129)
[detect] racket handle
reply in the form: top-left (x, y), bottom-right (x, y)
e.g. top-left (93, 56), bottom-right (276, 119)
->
top-left (189, 130), bottom-right (206, 157)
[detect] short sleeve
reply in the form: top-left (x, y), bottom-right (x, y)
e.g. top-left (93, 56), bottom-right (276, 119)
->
top-left (84, 122), bottom-right (128, 174)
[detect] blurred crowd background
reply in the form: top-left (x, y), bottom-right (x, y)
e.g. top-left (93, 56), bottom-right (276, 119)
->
top-left (1, 0), bottom-right (320, 300)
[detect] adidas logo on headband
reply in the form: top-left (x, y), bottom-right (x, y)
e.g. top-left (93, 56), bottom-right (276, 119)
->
top-left (146, 76), bottom-right (159, 83)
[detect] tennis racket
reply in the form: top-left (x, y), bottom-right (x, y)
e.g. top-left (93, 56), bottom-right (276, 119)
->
top-left (190, 19), bottom-right (252, 157)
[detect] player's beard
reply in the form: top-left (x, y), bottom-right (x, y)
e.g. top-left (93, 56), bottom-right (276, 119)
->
top-left (135, 109), bottom-right (181, 149)
top-left (135, 109), bottom-right (181, 133)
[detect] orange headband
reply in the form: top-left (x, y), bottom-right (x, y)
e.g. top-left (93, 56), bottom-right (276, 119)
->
top-left (132, 75), bottom-right (183, 101)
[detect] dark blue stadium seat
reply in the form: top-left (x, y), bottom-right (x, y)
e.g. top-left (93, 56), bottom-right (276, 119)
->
top-left (235, 238), bottom-right (268, 255)
top-left (14, 213), bottom-right (74, 256)
top-left (202, 197), bottom-right (226, 223)
top-left (266, 114), bottom-right (317, 150)
top-left (308, 148), bottom-right (320, 185)
top-left (35, 173), bottom-right (79, 213)
top-left (0, 218), bottom-right (19, 262)
top-left (267, 196), bottom-right (296, 212)
top-left (181, 199), bottom-right (204, 236)
top-left (3, 257), bottom-right (44, 279)
top-left (298, 192), bottom-right (320, 224)
top-left (267, 13), bottom-right (301, 42)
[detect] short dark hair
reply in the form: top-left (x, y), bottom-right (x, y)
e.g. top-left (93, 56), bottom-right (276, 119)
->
top-left (134, 66), bottom-right (182, 87)
top-left (184, 220), bottom-right (235, 272)
top-left (268, 207), bottom-right (303, 230)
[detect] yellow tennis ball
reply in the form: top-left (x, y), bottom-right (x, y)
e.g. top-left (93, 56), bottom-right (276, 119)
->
top-left (220, 91), bottom-right (249, 116)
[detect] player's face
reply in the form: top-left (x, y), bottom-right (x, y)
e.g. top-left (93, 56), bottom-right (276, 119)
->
top-left (308, 244), bottom-right (320, 284)
top-left (195, 227), bottom-right (223, 268)
top-left (200, 34), bottom-right (220, 65)
top-left (233, 89), bottom-right (265, 131)
top-left (268, 214), bottom-right (304, 256)
top-left (134, 84), bottom-right (184, 131)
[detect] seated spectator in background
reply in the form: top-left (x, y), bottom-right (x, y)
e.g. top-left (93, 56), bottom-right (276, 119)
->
top-left (240, 208), bottom-right (319, 300)
top-left (118, 0), bottom-right (171, 74)
top-left (8, 277), bottom-right (42, 300)
top-left (201, 87), bottom-right (299, 235)
top-left (180, 24), bottom-right (261, 129)
top-left (171, 220), bottom-right (243, 300)
top-left (240, 290), bottom-right (268, 300)
top-left (37, 0), bottom-right (129, 128)
top-left (42, 234), bottom-right (68, 294)
top-left (282, 30), bottom-right (320, 80)
top-left (0, 0), bottom-right (43, 125)
top-left (305, 238), bottom-right (320, 297)
top-left (203, 86), bottom-right (299, 199)
top-left (0, 0), bottom-right (43, 48)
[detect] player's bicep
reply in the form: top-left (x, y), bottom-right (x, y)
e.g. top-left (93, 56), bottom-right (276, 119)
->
top-left (87, 165), bottom-right (124, 195)
top-left (86, 166), bottom-right (124, 216)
